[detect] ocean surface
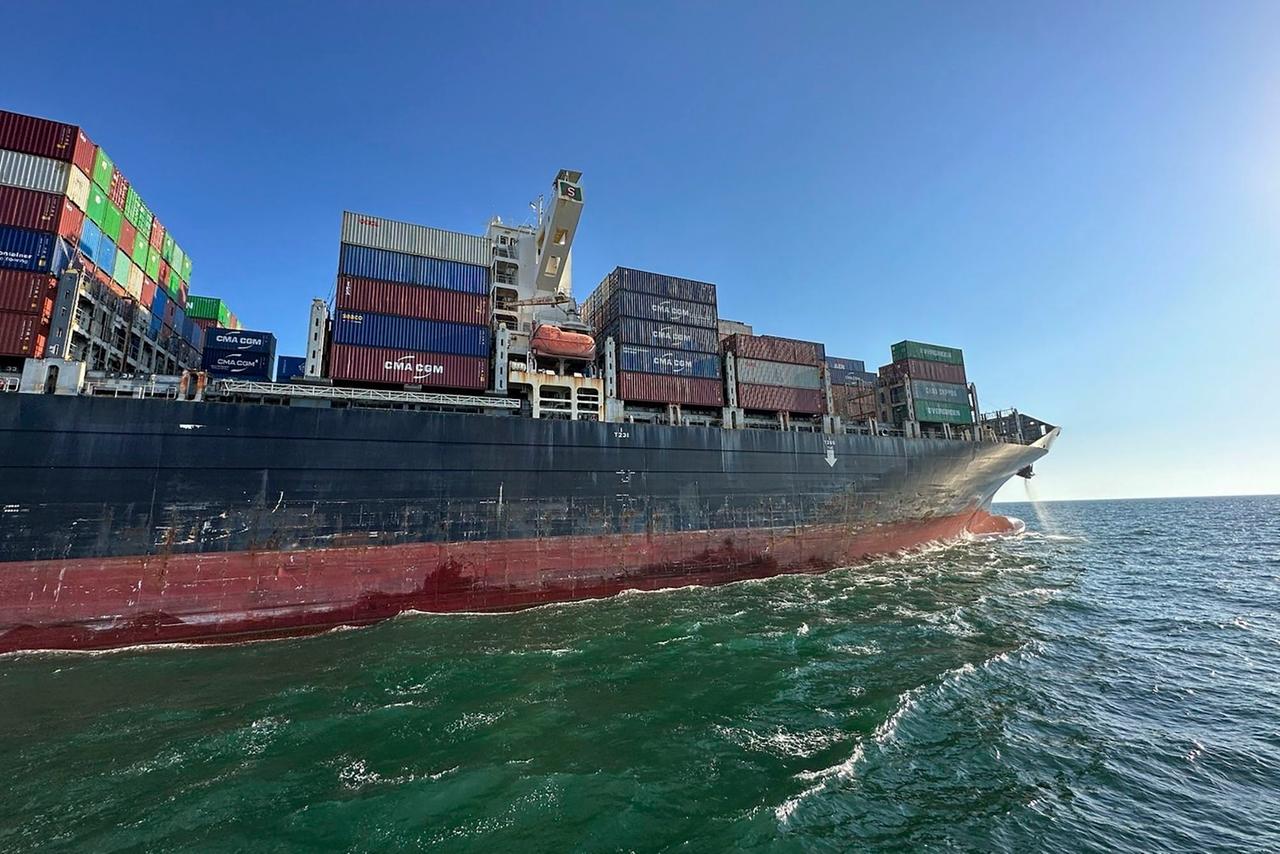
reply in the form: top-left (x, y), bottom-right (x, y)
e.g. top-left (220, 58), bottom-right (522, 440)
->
top-left (2, 495), bottom-right (1278, 852)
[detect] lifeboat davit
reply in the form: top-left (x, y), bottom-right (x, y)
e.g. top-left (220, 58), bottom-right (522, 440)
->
top-left (530, 323), bottom-right (596, 361)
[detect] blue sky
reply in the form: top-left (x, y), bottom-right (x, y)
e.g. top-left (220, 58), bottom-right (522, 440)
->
top-left (3, 2), bottom-right (1277, 500)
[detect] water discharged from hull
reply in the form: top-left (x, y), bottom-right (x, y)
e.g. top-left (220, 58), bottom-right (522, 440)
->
top-left (0, 509), bottom-right (1018, 654)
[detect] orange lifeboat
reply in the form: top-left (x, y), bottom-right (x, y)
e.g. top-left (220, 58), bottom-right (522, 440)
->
top-left (530, 323), bottom-right (596, 361)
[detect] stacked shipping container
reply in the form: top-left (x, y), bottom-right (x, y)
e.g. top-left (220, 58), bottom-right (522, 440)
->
top-left (723, 334), bottom-right (827, 414)
top-left (583, 267), bottom-right (723, 407)
top-left (879, 340), bottom-right (972, 425)
top-left (201, 328), bottom-right (276, 381)
top-left (329, 212), bottom-right (492, 390)
top-left (826, 355), bottom-right (878, 421)
top-left (0, 109), bottom-right (208, 363)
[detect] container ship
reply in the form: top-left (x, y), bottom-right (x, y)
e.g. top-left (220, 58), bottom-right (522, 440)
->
top-left (0, 110), bottom-right (1057, 654)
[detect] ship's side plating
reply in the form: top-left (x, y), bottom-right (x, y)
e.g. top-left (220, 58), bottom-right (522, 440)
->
top-left (0, 394), bottom-right (1047, 652)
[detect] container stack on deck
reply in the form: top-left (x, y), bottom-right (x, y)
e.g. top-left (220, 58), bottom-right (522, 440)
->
top-left (328, 212), bottom-right (491, 390)
top-left (878, 340), bottom-right (973, 427)
top-left (0, 109), bottom-right (218, 371)
top-left (186, 295), bottom-right (239, 334)
top-left (826, 356), bottom-right (878, 422)
top-left (201, 328), bottom-right (276, 381)
top-left (723, 334), bottom-right (827, 415)
top-left (584, 267), bottom-right (724, 408)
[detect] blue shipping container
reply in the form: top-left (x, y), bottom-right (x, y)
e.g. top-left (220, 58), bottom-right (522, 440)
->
top-left (598, 317), bottom-right (720, 354)
top-left (0, 225), bottom-right (71, 274)
top-left (79, 219), bottom-right (103, 265)
top-left (152, 284), bottom-right (167, 314)
top-left (613, 267), bottom-right (717, 305)
top-left (276, 355), bottom-right (306, 382)
top-left (147, 311), bottom-right (163, 341)
top-left (618, 344), bottom-right (722, 379)
top-left (204, 328), bottom-right (276, 355)
top-left (339, 244), bottom-right (489, 295)
top-left (96, 233), bottom-right (115, 271)
top-left (203, 348), bottom-right (273, 379)
top-left (826, 356), bottom-right (868, 385)
top-left (332, 310), bottom-right (490, 357)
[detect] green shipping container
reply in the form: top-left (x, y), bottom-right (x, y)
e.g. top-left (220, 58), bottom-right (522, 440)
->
top-left (171, 243), bottom-right (185, 276)
top-left (186, 295), bottom-right (219, 319)
top-left (180, 254), bottom-right (192, 283)
top-left (131, 231), bottom-right (149, 267)
top-left (91, 148), bottom-right (114, 190)
top-left (146, 246), bottom-right (161, 280)
top-left (86, 186), bottom-right (108, 226)
top-left (161, 232), bottom-right (175, 262)
top-left (891, 340), bottom-right (964, 366)
top-left (101, 202), bottom-right (124, 241)
top-left (913, 399), bottom-right (973, 425)
top-left (124, 188), bottom-right (153, 233)
top-left (112, 249), bottom-right (131, 287)
top-left (168, 268), bottom-right (181, 294)
top-left (910, 379), bottom-right (969, 405)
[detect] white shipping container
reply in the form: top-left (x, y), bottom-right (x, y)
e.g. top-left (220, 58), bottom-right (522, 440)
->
top-left (735, 357), bottom-right (822, 390)
top-left (341, 211), bottom-right (491, 267)
top-left (65, 167), bottom-right (90, 211)
top-left (0, 148), bottom-right (71, 195)
top-left (127, 261), bottom-right (144, 300)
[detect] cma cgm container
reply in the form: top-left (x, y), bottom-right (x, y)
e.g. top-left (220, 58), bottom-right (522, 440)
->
top-left (336, 276), bottom-right (489, 325)
top-left (202, 349), bottom-right (272, 380)
top-left (590, 290), bottom-right (718, 330)
top-left (327, 344), bottom-right (488, 390)
top-left (338, 244), bottom-right (489, 295)
top-left (0, 226), bottom-right (71, 274)
top-left (618, 344), bottom-right (722, 379)
top-left (737, 384), bottom-right (825, 414)
top-left (910, 379), bottom-right (970, 405)
top-left (734, 358), bottom-right (822, 390)
top-left (340, 212), bottom-right (491, 267)
top-left (204, 328), bottom-right (276, 356)
top-left (597, 318), bottom-right (719, 354)
top-left (332, 310), bottom-right (490, 358)
top-left (616, 372), bottom-right (724, 408)
top-left (723, 334), bottom-right (824, 366)
top-left (891, 340), bottom-right (964, 366)
top-left (276, 355), bottom-right (306, 382)
top-left (880, 358), bottom-right (966, 386)
top-left (0, 110), bottom-right (96, 173)
top-left (592, 267), bottom-right (717, 306)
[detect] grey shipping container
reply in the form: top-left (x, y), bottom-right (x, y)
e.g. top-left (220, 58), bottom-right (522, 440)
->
top-left (341, 211), bottom-right (491, 267)
top-left (598, 317), bottom-right (720, 354)
top-left (591, 266), bottom-right (718, 307)
top-left (0, 150), bottom-right (70, 195)
top-left (734, 357), bottom-right (822, 390)
top-left (910, 379), bottom-right (969, 405)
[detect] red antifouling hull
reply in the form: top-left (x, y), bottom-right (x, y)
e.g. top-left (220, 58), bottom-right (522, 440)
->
top-left (0, 509), bottom-right (1015, 653)
top-left (328, 343), bottom-right (489, 390)
top-left (737, 383), bottom-right (826, 414)
top-left (336, 275), bottom-right (490, 325)
top-left (617, 371), bottom-right (725, 407)
top-left (0, 271), bottom-right (56, 313)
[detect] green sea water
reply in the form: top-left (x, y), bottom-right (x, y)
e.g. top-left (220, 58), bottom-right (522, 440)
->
top-left (2, 496), bottom-right (1278, 852)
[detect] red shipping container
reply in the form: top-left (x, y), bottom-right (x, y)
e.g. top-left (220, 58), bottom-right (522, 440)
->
top-left (118, 219), bottom-right (137, 257)
top-left (879, 359), bottom-right (966, 386)
top-left (140, 278), bottom-right (157, 309)
top-left (149, 218), bottom-right (165, 250)
top-left (0, 308), bottom-right (50, 357)
top-left (56, 197), bottom-right (83, 244)
top-left (0, 110), bottom-right (94, 171)
top-left (0, 271), bottom-right (55, 313)
top-left (0, 187), bottom-right (85, 244)
top-left (336, 275), bottom-right (490, 325)
top-left (737, 383), bottom-right (826, 414)
top-left (194, 317), bottom-right (218, 331)
top-left (617, 371), bottom-right (724, 407)
top-left (327, 343), bottom-right (488, 390)
top-left (723, 334), bottom-right (824, 366)
top-left (178, 281), bottom-right (188, 308)
top-left (158, 259), bottom-right (171, 284)
top-left (107, 168), bottom-right (129, 208)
